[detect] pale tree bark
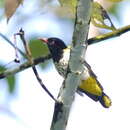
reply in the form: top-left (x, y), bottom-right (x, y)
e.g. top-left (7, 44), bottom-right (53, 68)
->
top-left (50, 0), bottom-right (93, 130)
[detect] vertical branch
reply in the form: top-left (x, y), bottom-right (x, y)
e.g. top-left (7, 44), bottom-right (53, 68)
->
top-left (50, 0), bottom-right (93, 130)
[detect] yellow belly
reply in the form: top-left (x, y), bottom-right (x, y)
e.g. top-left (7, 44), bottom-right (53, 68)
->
top-left (79, 77), bottom-right (102, 96)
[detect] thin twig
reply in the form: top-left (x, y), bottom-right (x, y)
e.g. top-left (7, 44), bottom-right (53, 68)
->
top-left (13, 33), bottom-right (20, 63)
top-left (18, 29), bottom-right (33, 64)
top-left (17, 29), bottom-right (57, 102)
top-left (0, 55), bottom-right (51, 79)
top-left (0, 33), bottom-right (26, 57)
top-left (32, 66), bottom-right (57, 102)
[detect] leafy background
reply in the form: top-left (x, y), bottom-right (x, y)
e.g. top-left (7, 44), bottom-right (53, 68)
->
top-left (0, 0), bottom-right (130, 130)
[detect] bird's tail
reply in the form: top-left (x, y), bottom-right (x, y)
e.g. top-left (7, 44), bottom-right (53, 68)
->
top-left (78, 88), bottom-right (112, 108)
top-left (82, 61), bottom-right (112, 108)
top-left (99, 92), bottom-right (112, 108)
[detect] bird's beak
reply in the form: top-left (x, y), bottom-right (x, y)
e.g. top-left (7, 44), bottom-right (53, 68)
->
top-left (39, 38), bottom-right (48, 43)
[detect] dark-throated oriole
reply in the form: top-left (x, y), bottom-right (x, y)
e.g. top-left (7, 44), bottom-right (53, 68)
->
top-left (40, 37), bottom-right (111, 108)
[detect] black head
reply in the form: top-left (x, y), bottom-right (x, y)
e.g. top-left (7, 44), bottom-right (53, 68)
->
top-left (47, 37), bottom-right (67, 50)
top-left (40, 37), bottom-right (67, 62)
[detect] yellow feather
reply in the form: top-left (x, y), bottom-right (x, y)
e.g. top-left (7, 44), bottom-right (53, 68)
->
top-left (102, 95), bottom-right (112, 107)
top-left (79, 77), bottom-right (102, 96)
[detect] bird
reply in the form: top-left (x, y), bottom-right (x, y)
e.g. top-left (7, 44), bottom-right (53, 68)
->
top-left (40, 37), bottom-right (111, 108)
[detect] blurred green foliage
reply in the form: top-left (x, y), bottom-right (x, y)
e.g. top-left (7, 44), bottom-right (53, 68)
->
top-left (0, 65), bottom-right (6, 72)
top-left (0, 65), bottom-right (16, 94)
top-left (29, 39), bottom-right (49, 58)
top-left (0, 0), bottom-right (4, 7)
top-left (91, 2), bottom-right (116, 31)
top-left (29, 39), bottom-right (51, 69)
top-left (108, 4), bottom-right (121, 20)
top-left (6, 75), bottom-right (16, 94)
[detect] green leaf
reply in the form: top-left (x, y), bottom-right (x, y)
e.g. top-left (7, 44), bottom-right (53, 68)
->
top-left (6, 75), bottom-right (16, 94)
top-left (0, 65), bottom-right (16, 94)
top-left (91, 2), bottom-right (116, 31)
top-left (0, 0), bottom-right (4, 7)
top-left (0, 65), bottom-right (6, 72)
top-left (29, 39), bottom-right (49, 58)
top-left (58, 0), bottom-right (77, 13)
top-left (29, 39), bottom-right (50, 69)
top-left (108, 4), bottom-right (121, 21)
